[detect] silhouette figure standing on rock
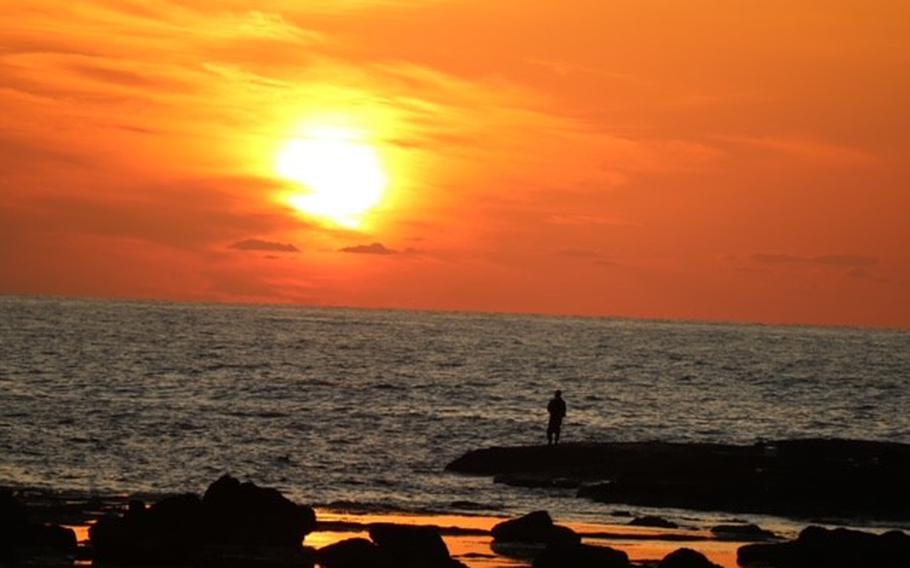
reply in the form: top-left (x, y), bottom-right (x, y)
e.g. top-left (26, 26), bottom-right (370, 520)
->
top-left (546, 390), bottom-right (566, 445)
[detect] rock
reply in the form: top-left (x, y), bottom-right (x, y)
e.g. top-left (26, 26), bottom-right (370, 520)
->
top-left (710, 523), bottom-right (777, 541)
top-left (2, 490), bottom-right (77, 563)
top-left (1, 490), bottom-right (29, 562)
top-left (317, 537), bottom-right (390, 568)
top-left (491, 511), bottom-right (580, 545)
top-left (447, 440), bottom-right (910, 521)
top-left (533, 542), bottom-right (630, 568)
top-left (738, 526), bottom-right (910, 568)
top-left (90, 493), bottom-right (205, 563)
top-left (548, 524), bottom-right (582, 546)
top-left (629, 515), bottom-right (678, 529)
top-left (368, 523), bottom-right (451, 566)
top-left (658, 547), bottom-right (722, 568)
top-left (90, 475), bottom-right (317, 565)
top-left (26, 523), bottom-right (77, 554)
top-left (202, 474), bottom-right (317, 547)
top-left (492, 511), bottom-right (553, 542)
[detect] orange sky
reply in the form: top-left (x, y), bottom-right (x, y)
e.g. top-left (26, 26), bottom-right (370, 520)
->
top-left (1, 0), bottom-right (908, 328)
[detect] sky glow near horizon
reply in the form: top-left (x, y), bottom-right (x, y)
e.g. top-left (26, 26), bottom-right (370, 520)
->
top-left (1, 0), bottom-right (908, 327)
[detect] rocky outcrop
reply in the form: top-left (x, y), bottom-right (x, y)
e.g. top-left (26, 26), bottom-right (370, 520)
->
top-left (710, 523), bottom-right (777, 541)
top-left (318, 538), bottom-right (387, 568)
top-left (491, 511), bottom-right (580, 546)
top-left (658, 547), bottom-right (722, 568)
top-left (317, 524), bottom-right (467, 568)
top-left (629, 515), bottom-right (678, 529)
top-left (1, 489), bottom-right (76, 563)
top-left (89, 475), bottom-right (316, 565)
top-left (738, 525), bottom-right (910, 568)
top-left (447, 439), bottom-right (910, 521)
top-left (202, 474), bottom-right (316, 547)
top-left (368, 523), bottom-right (467, 567)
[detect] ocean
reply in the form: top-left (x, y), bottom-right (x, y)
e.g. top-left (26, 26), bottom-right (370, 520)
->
top-left (1, 295), bottom-right (908, 525)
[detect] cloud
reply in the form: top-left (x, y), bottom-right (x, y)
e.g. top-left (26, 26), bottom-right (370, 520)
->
top-left (339, 242), bottom-right (397, 254)
top-left (230, 239), bottom-right (299, 252)
top-left (752, 253), bottom-right (878, 268)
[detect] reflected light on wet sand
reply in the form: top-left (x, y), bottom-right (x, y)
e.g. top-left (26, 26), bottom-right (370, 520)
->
top-left (311, 511), bottom-right (740, 568)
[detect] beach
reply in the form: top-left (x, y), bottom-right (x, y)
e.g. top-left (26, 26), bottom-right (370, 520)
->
top-left (4, 483), bottom-right (770, 567)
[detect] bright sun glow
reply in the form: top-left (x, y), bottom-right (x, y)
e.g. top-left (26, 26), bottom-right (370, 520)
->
top-left (276, 126), bottom-right (388, 228)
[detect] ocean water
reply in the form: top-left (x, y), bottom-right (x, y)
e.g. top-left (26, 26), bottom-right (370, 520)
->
top-left (1, 296), bottom-right (908, 524)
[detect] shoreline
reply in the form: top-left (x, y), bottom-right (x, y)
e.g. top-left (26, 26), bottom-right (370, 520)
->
top-left (4, 487), bottom-right (747, 567)
top-left (8, 482), bottom-right (907, 568)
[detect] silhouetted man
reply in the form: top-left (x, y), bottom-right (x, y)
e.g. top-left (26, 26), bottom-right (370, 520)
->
top-left (547, 390), bottom-right (566, 445)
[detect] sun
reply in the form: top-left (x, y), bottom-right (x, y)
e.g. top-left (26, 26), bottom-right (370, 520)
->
top-left (276, 125), bottom-right (388, 228)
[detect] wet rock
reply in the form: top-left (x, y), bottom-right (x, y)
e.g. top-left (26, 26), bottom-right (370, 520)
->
top-left (1, 490), bottom-right (29, 562)
top-left (203, 474), bottom-right (316, 547)
top-left (368, 523), bottom-right (452, 566)
top-left (710, 523), bottom-right (777, 541)
top-left (548, 524), bottom-right (582, 545)
top-left (317, 537), bottom-right (390, 568)
top-left (492, 511), bottom-right (553, 542)
top-left (658, 547), bottom-right (722, 568)
top-left (448, 440), bottom-right (910, 521)
top-left (90, 494), bottom-right (205, 563)
top-left (1, 490), bottom-right (77, 563)
top-left (90, 475), bottom-right (316, 565)
top-left (26, 523), bottom-right (78, 554)
top-left (533, 542), bottom-right (630, 568)
top-left (629, 515), bottom-right (678, 529)
top-left (738, 525), bottom-right (910, 568)
top-left (491, 511), bottom-right (579, 545)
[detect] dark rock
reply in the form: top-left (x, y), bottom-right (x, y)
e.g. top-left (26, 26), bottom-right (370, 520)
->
top-left (629, 515), bottom-right (678, 529)
top-left (90, 475), bottom-right (316, 565)
top-left (548, 524), bottom-right (582, 546)
top-left (447, 439), bottom-right (910, 521)
top-left (491, 511), bottom-right (579, 545)
top-left (533, 542), bottom-right (630, 568)
top-left (368, 523), bottom-right (451, 566)
top-left (1, 490), bottom-right (29, 562)
top-left (90, 493), bottom-right (205, 564)
top-left (26, 523), bottom-right (77, 554)
top-left (658, 547), bottom-right (722, 568)
top-left (738, 525), bottom-right (910, 568)
top-left (2, 490), bottom-right (78, 563)
top-left (490, 540), bottom-right (546, 561)
top-left (317, 537), bottom-right (390, 568)
top-left (492, 511), bottom-right (553, 542)
top-left (710, 523), bottom-right (777, 541)
top-left (202, 474), bottom-right (316, 547)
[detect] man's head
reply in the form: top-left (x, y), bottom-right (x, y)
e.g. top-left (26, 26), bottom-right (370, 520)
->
top-left (554, 390), bottom-right (562, 398)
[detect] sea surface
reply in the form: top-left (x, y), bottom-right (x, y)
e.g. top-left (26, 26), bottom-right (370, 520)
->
top-left (1, 296), bottom-right (908, 526)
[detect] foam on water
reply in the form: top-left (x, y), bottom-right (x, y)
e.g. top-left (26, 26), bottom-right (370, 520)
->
top-left (1, 296), bottom-right (908, 525)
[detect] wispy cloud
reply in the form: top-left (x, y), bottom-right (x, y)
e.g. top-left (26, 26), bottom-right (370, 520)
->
top-left (339, 242), bottom-right (397, 255)
top-left (230, 239), bottom-right (298, 252)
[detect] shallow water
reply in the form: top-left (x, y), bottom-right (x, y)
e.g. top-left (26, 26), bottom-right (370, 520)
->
top-left (1, 295), bottom-right (908, 526)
